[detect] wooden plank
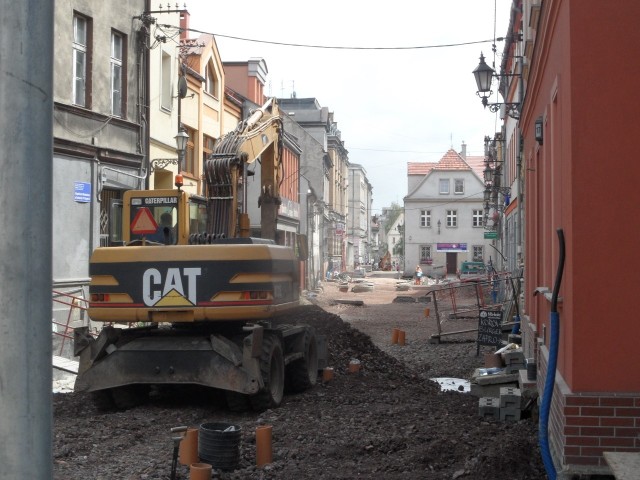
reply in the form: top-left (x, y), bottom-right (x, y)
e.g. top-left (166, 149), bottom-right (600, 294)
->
top-left (604, 452), bottom-right (640, 480)
top-left (52, 355), bottom-right (78, 374)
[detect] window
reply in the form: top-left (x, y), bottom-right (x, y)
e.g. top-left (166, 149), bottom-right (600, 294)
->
top-left (439, 178), bottom-right (450, 194)
top-left (204, 62), bottom-right (217, 96)
top-left (110, 31), bottom-right (125, 117)
top-left (420, 245), bottom-right (431, 261)
top-left (189, 198), bottom-right (208, 235)
top-left (473, 246), bottom-right (484, 262)
top-left (473, 209), bottom-right (484, 227)
top-left (72, 14), bottom-right (91, 106)
top-left (161, 51), bottom-right (172, 111)
top-left (454, 179), bottom-right (464, 194)
top-left (446, 210), bottom-right (457, 227)
top-left (184, 127), bottom-right (196, 175)
top-left (392, 237), bottom-right (396, 244)
top-left (202, 135), bottom-right (215, 165)
top-left (420, 209), bottom-right (431, 227)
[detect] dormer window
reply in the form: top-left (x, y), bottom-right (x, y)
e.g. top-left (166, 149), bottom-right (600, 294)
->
top-left (204, 62), bottom-right (217, 97)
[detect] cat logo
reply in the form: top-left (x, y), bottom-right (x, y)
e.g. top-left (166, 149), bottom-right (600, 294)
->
top-left (142, 267), bottom-right (201, 307)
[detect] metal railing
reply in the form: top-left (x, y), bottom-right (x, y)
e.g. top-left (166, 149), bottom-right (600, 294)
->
top-left (52, 289), bottom-right (89, 356)
top-left (427, 272), bottom-right (522, 343)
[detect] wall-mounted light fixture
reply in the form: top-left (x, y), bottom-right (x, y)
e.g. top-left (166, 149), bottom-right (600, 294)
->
top-left (174, 127), bottom-right (189, 172)
top-left (437, 219), bottom-right (441, 235)
top-left (472, 52), bottom-right (521, 119)
top-left (535, 116), bottom-right (544, 145)
top-left (482, 135), bottom-right (510, 229)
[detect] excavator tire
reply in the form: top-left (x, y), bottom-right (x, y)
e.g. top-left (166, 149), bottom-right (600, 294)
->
top-left (91, 389), bottom-right (115, 411)
top-left (286, 328), bottom-right (318, 393)
top-left (224, 391), bottom-right (251, 412)
top-left (111, 385), bottom-right (149, 410)
top-left (250, 333), bottom-right (284, 412)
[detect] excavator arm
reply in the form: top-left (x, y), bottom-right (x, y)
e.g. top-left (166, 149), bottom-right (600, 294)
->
top-left (204, 98), bottom-right (283, 240)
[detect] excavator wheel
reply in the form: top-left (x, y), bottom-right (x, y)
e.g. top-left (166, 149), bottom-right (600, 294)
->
top-left (224, 391), bottom-right (251, 412)
top-left (90, 389), bottom-right (115, 412)
top-left (286, 328), bottom-right (318, 393)
top-left (111, 385), bottom-right (149, 410)
top-left (250, 333), bottom-right (284, 412)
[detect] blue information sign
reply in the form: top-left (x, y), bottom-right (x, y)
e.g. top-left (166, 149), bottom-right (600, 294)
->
top-left (74, 182), bottom-right (91, 203)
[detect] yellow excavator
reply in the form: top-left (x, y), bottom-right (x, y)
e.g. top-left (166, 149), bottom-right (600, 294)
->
top-left (74, 99), bottom-right (323, 411)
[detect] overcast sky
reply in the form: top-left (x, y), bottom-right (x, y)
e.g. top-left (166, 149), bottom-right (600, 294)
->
top-left (183, 0), bottom-right (512, 213)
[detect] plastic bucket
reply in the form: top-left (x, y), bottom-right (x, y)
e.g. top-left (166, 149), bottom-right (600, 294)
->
top-left (198, 422), bottom-right (242, 471)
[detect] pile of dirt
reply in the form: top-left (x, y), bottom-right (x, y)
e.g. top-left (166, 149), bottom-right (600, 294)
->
top-left (53, 303), bottom-right (545, 479)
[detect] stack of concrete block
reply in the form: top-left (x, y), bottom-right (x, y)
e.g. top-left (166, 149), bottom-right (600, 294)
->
top-left (478, 387), bottom-right (523, 422)
top-left (518, 369), bottom-right (537, 395)
top-left (502, 348), bottom-right (526, 374)
top-left (499, 386), bottom-right (522, 421)
top-left (478, 397), bottom-right (500, 420)
top-left (470, 368), bottom-right (519, 398)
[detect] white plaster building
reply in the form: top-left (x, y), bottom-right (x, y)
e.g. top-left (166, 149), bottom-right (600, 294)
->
top-left (404, 149), bottom-right (492, 276)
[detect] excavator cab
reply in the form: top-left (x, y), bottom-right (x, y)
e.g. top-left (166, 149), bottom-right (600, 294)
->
top-left (122, 189), bottom-right (207, 246)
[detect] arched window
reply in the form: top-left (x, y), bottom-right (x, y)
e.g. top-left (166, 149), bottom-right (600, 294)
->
top-left (204, 61), bottom-right (217, 97)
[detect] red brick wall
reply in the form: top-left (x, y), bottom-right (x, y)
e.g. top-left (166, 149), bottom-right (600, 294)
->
top-left (537, 331), bottom-right (640, 471)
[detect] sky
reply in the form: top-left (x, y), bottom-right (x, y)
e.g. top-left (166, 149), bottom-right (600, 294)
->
top-left (183, 0), bottom-right (513, 213)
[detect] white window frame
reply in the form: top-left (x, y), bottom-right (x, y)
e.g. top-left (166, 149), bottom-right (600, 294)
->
top-left (473, 245), bottom-right (484, 262)
top-left (72, 15), bottom-right (87, 106)
top-left (420, 209), bottom-right (431, 227)
top-left (446, 209), bottom-right (457, 227)
top-left (420, 245), bottom-right (431, 262)
top-left (472, 209), bottom-right (484, 228)
top-left (110, 31), bottom-right (123, 117)
top-left (439, 178), bottom-right (450, 194)
top-left (161, 50), bottom-right (172, 111)
top-left (454, 178), bottom-right (465, 194)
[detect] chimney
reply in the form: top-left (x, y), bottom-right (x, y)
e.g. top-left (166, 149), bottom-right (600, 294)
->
top-left (180, 9), bottom-right (190, 40)
top-left (460, 141), bottom-right (467, 159)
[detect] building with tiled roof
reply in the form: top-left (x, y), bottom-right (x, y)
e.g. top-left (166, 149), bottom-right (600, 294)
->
top-left (402, 145), bottom-right (491, 276)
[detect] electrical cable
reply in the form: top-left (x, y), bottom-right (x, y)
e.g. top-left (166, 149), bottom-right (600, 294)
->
top-left (157, 24), bottom-right (496, 51)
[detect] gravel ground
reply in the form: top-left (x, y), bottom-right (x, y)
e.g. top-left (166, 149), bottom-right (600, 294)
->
top-left (53, 275), bottom-right (545, 479)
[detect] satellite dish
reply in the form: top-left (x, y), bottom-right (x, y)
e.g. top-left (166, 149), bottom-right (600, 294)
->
top-left (178, 77), bottom-right (187, 99)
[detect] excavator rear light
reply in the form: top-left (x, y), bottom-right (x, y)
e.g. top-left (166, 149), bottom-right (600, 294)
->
top-left (91, 293), bottom-right (110, 302)
top-left (175, 174), bottom-right (184, 188)
top-left (239, 291), bottom-right (272, 302)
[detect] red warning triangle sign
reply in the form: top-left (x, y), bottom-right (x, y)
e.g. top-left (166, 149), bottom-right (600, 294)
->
top-left (131, 207), bottom-right (158, 235)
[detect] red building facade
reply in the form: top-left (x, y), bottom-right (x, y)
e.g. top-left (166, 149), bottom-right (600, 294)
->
top-left (520, 0), bottom-right (640, 474)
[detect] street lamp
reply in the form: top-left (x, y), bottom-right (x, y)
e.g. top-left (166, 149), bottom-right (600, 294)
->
top-left (173, 127), bottom-right (189, 189)
top-left (472, 52), bottom-right (495, 106)
top-left (472, 52), bottom-right (521, 119)
top-left (174, 127), bottom-right (189, 171)
top-left (483, 163), bottom-right (494, 184)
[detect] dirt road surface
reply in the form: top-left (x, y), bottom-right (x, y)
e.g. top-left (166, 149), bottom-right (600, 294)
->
top-left (53, 274), bottom-right (545, 479)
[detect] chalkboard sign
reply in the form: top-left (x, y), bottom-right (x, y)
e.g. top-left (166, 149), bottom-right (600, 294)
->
top-left (477, 309), bottom-right (503, 347)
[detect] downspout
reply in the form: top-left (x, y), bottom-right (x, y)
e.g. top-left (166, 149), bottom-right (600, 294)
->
top-left (137, 5), bottom-right (151, 190)
top-left (539, 228), bottom-right (565, 480)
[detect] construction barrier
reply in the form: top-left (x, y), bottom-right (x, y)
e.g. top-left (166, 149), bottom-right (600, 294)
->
top-left (427, 272), bottom-right (522, 343)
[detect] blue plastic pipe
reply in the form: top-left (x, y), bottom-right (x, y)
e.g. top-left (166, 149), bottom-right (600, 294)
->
top-left (539, 310), bottom-right (559, 479)
top-left (539, 229), bottom-right (565, 480)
